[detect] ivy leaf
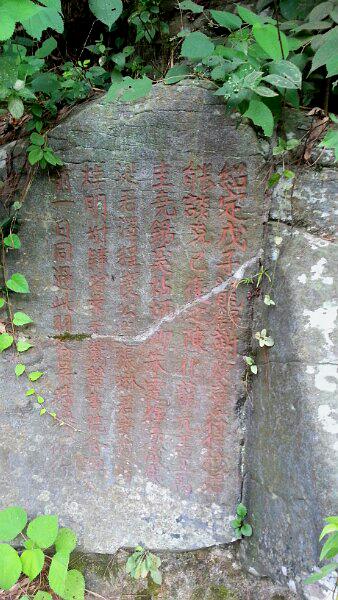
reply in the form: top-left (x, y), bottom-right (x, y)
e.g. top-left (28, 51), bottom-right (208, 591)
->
top-left (0, 544), bottom-right (22, 589)
top-left (3, 233), bottom-right (21, 249)
top-left (15, 363), bottom-right (26, 377)
top-left (25, 388), bottom-right (35, 396)
top-left (210, 10), bottom-right (242, 30)
top-left (0, 298), bottom-right (5, 309)
top-left (119, 76), bottom-right (152, 101)
top-left (265, 59), bottom-right (302, 89)
top-left (179, 1), bottom-right (204, 13)
top-left (27, 515), bottom-right (58, 549)
top-left (150, 568), bottom-right (162, 585)
top-left (6, 273), bottom-right (30, 294)
top-left (17, 340), bottom-right (33, 352)
top-left (55, 528), bottom-right (77, 555)
top-left (310, 32), bottom-right (338, 74)
top-left (164, 64), bottom-right (190, 85)
top-left (29, 371), bottom-right (43, 381)
top-left (0, 333), bottom-right (13, 352)
top-left (37, 396), bottom-right (45, 404)
top-left (181, 32), bottom-right (215, 60)
top-left (30, 132), bottom-right (45, 146)
top-left (13, 312), bottom-right (33, 326)
top-left (89, 0), bottom-right (122, 28)
top-left (8, 97), bottom-right (24, 119)
top-left (62, 569), bottom-right (85, 600)
top-left (253, 24), bottom-right (289, 60)
top-left (243, 98), bottom-right (274, 136)
top-left (319, 531), bottom-right (338, 561)
top-left (21, 548), bottom-right (45, 580)
top-left (48, 552), bottom-right (69, 596)
top-left (0, 507), bottom-right (27, 542)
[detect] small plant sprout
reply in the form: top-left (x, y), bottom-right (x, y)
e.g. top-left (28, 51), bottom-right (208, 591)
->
top-left (264, 294), bottom-right (275, 306)
top-left (244, 356), bottom-right (257, 375)
top-left (126, 546), bottom-right (162, 585)
top-left (255, 329), bottom-right (274, 348)
top-left (231, 503), bottom-right (252, 539)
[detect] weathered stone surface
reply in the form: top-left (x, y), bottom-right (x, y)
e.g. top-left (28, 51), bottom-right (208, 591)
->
top-left (0, 82), bottom-right (266, 553)
top-left (242, 166), bottom-right (337, 598)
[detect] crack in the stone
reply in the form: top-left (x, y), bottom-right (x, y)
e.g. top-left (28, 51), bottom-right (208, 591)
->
top-left (91, 253), bottom-right (262, 345)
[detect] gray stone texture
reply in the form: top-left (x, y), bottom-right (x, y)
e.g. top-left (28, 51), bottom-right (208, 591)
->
top-left (0, 83), bottom-right (267, 553)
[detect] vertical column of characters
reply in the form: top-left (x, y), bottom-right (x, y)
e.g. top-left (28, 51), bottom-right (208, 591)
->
top-left (175, 161), bottom-right (214, 495)
top-left (83, 163), bottom-right (109, 467)
top-left (115, 163), bottom-right (142, 479)
top-left (51, 170), bottom-right (75, 423)
top-left (203, 162), bottom-right (248, 495)
top-left (143, 162), bottom-right (176, 482)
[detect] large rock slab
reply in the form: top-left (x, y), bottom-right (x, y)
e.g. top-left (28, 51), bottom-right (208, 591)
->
top-left (242, 163), bottom-right (338, 596)
top-left (0, 83), bottom-right (266, 552)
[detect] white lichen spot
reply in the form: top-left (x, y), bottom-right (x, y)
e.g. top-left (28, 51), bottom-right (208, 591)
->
top-left (37, 490), bottom-right (50, 502)
top-left (317, 404), bottom-right (338, 435)
top-left (306, 365), bottom-right (315, 374)
top-left (310, 258), bottom-right (333, 285)
top-left (303, 301), bottom-right (337, 350)
top-left (281, 566), bottom-right (288, 576)
top-left (315, 365), bottom-right (338, 392)
top-left (298, 274), bottom-right (307, 284)
top-left (288, 579), bottom-right (297, 594)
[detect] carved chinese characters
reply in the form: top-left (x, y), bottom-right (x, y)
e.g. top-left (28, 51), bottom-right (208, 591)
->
top-left (0, 84), bottom-right (265, 552)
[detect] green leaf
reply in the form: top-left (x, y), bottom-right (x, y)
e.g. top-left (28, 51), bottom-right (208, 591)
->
top-left (89, 0), bottom-right (122, 28)
top-left (243, 99), bottom-right (274, 136)
top-left (304, 562), bottom-right (338, 584)
top-left (3, 233), bottom-right (21, 249)
top-left (34, 592), bottom-right (53, 600)
top-left (6, 273), bottom-right (30, 294)
top-left (150, 568), bottom-right (162, 585)
top-left (8, 97), bottom-right (24, 119)
top-left (231, 518), bottom-right (242, 528)
top-left (0, 298), bottom-right (5, 309)
top-left (15, 363), bottom-right (26, 377)
top-left (22, 0), bottom-right (64, 40)
top-left (320, 129), bottom-right (338, 160)
top-left (35, 36), bottom-right (57, 58)
top-left (13, 312), bottom-right (33, 326)
top-left (62, 569), bottom-right (85, 600)
top-left (17, 340), bottom-right (33, 352)
top-left (28, 147), bottom-right (44, 165)
top-left (30, 132), bottom-right (45, 146)
top-left (29, 371), bottom-right (43, 381)
top-left (40, 408), bottom-right (47, 415)
top-left (240, 523), bottom-right (253, 537)
top-left (21, 548), bottom-right (44, 580)
top-left (266, 59), bottom-right (302, 89)
top-left (48, 552), bottom-right (69, 596)
top-left (164, 64), bottom-right (190, 84)
top-left (0, 544), bottom-right (22, 589)
top-left (55, 528), bottom-right (77, 555)
top-left (236, 5), bottom-right (264, 25)
top-left (319, 532), bottom-right (338, 561)
top-left (0, 333), bottom-right (14, 352)
top-left (210, 10), bottom-right (242, 30)
top-left (320, 523), bottom-right (338, 540)
top-left (325, 516), bottom-right (338, 525)
top-left (179, 1), bottom-right (204, 13)
top-left (37, 396), bottom-right (45, 404)
top-left (26, 388), bottom-right (35, 396)
top-left (181, 32), bottom-right (215, 60)
top-left (119, 76), bottom-right (152, 101)
top-left (0, 12), bottom-right (15, 40)
top-left (310, 34), bottom-right (338, 74)
top-left (27, 515), bottom-right (58, 549)
top-left (236, 503), bottom-right (248, 518)
top-left (0, 507), bottom-right (27, 542)
top-left (253, 24), bottom-right (289, 60)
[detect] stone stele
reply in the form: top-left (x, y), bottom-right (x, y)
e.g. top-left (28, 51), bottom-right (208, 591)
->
top-left (0, 83), bottom-right (266, 553)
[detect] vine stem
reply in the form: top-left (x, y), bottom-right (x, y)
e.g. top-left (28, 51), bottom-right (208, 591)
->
top-left (0, 229), bottom-right (15, 338)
